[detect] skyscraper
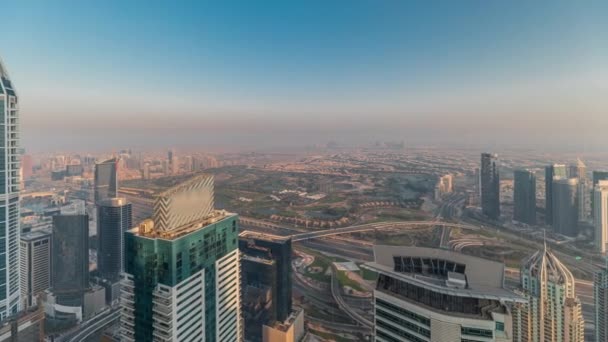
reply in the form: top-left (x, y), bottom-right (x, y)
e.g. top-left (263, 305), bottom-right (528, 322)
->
top-left (569, 158), bottom-right (586, 179)
top-left (545, 164), bottom-right (567, 225)
top-left (513, 169), bottom-right (536, 225)
top-left (592, 171), bottom-right (608, 220)
top-left (595, 181), bottom-right (608, 253)
top-left (364, 246), bottom-right (524, 342)
top-left (52, 203), bottom-right (90, 307)
top-left (97, 198), bottom-right (132, 281)
top-left (121, 174), bottom-right (242, 342)
top-left (20, 230), bottom-right (52, 308)
top-left (480, 153), bottom-right (500, 220)
top-left (595, 258), bottom-right (608, 342)
top-left (94, 158), bottom-right (118, 204)
top-left (552, 178), bottom-right (579, 236)
top-left (0, 58), bottom-right (21, 317)
top-left (239, 232), bottom-right (293, 341)
top-left (513, 248), bottom-right (584, 342)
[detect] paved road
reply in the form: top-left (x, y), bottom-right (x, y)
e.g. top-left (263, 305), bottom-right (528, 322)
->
top-left (57, 309), bottom-right (120, 342)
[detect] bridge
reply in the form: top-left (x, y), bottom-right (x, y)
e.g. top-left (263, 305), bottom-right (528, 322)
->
top-left (290, 220), bottom-right (480, 241)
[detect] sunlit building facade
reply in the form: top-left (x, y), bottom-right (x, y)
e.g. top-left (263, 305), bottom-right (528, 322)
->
top-left (513, 248), bottom-right (584, 342)
top-left (0, 58), bottom-right (21, 317)
top-left (595, 181), bottom-right (608, 253)
top-left (120, 175), bottom-right (242, 342)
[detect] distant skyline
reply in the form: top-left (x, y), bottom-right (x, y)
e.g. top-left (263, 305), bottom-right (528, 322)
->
top-left (3, 1), bottom-right (607, 151)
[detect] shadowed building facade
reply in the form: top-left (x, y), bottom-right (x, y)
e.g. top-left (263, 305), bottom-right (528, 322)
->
top-left (513, 169), bottom-right (536, 225)
top-left (481, 153), bottom-right (500, 220)
top-left (239, 232), bottom-right (292, 342)
top-left (95, 158), bottom-right (118, 204)
top-left (97, 198), bottom-right (132, 281)
top-left (545, 164), bottom-right (567, 225)
top-left (552, 178), bottom-right (579, 237)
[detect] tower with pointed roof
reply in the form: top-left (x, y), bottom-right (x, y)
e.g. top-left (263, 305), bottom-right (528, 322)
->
top-left (0, 58), bottom-right (21, 317)
top-left (513, 248), bottom-right (584, 341)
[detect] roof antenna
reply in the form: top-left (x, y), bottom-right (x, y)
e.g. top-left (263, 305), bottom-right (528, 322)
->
top-left (543, 229), bottom-right (547, 252)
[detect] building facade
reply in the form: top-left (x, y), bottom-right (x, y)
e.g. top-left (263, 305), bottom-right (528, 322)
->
top-left (121, 175), bottom-right (242, 342)
top-left (513, 248), bottom-right (584, 342)
top-left (0, 58), bottom-right (22, 317)
top-left (481, 153), bottom-right (500, 220)
top-left (513, 169), bottom-right (536, 225)
top-left (545, 164), bottom-right (567, 225)
top-left (552, 178), bottom-right (579, 236)
top-left (595, 181), bottom-right (608, 253)
top-left (593, 171), bottom-right (608, 221)
top-left (595, 259), bottom-right (608, 342)
top-left (365, 246), bottom-right (523, 342)
top-left (94, 158), bottom-right (118, 204)
top-left (239, 232), bottom-right (292, 341)
top-left (97, 198), bottom-right (132, 281)
top-left (20, 230), bottom-right (52, 308)
top-left (51, 207), bottom-right (89, 307)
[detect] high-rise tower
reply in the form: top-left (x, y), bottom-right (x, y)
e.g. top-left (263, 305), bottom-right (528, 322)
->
top-left (0, 58), bottom-right (21, 317)
top-left (513, 248), bottom-right (584, 341)
top-left (94, 158), bottom-right (118, 204)
top-left (121, 175), bottom-right (242, 342)
top-left (595, 258), bottom-right (608, 342)
top-left (481, 153), bottom-right (500, 220)
top-left (552, 178), bottom-right (579, 236)
top-left (545, 164), bottom-right (567, 225)
top-left (513, 169), bottom-right (536, 225)
top-left (97, 198), bottom-right (132, 281)
top-left (595, 181), bottom-right (608, 253)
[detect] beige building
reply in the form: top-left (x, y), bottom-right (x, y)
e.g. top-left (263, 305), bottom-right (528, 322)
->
top-left (513, 247), bottom-right (584, 342)
top-left (365, 246), bottom-right (524, 342)
top-left (262, 308), bottom-right (304, 342)
top-left (595, 180), bottom-right (608, 253)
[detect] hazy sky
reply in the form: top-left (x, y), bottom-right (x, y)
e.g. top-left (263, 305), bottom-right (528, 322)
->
top-left (3, 1), bottom-right (607, 152)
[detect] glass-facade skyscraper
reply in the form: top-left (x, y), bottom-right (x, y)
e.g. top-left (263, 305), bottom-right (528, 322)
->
top-left (545, 164), bottom-right (567, 225)
top-left (94, 158), bottom-right (118, 204)
top-left (513, 169), bottom-right (537, 225)
top-left (0, 59), bottom-right (21, 317)
top-left (121, 175), bottom-right (242, 342)
top-left (480, 153), bottom-right (500, 220)
top-left (97, 197), bottom-right (132, 281)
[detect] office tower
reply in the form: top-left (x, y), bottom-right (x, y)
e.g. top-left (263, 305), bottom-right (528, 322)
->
top-left (552, 178), bottom-right (579, 236)
top-left (513, 248), bottom-right (584, 342)
top-left (239, 232), bottom-right (293, 342)
top-left (97, 198), bottom-right (132, 281)
top-left (95, 158), bottom-right (118, 204)
top-left (435, 174), bottom-right (454, 199)
top-left (142, 162), bottom-right (150, 180)
top-left (481, 153), bottom-right (500, 220)
top-left (52, 203), bottom-right (89, 307)
top-left (569, 158), bottom-right (586, 179)
top-left (592, 171), bottom-right (608, 220)
top-left (0, 59), bottom-right (21, 317)
top-left (545, 164), bottom-right (567, 225)
top-left (596, 259), bottom-right (608, 342)
top-left (596, 181), bottom-right (608, 253)
top-left (513, 169), bottom-right (537, 225)
top-left (20, 231), bottom-right (52, 308)
top-left (121, 175), bottom-right (242, 342)
top-left (365, 246), bottom-right (522, 342)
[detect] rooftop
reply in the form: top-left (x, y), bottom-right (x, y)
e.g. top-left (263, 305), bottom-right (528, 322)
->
top-left (21, 229), bottom-right (52, 241)
top-left (130, 209), bottom-right (235, 240)
top-left (365, 245), bottom-right (525, 302)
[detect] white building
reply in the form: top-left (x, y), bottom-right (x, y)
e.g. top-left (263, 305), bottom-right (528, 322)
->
top-left (595, 180), bottom-right (608, 253)
top-left (364, 246), bottom-right (524, 342)
top-left (20, 230), bottom-right (52, 308)
top-left (0, 58), bottom-right (22, 317)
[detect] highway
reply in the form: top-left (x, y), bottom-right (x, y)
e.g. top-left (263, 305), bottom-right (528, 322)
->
top-left (57, 308), bottom-right (120, 342)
